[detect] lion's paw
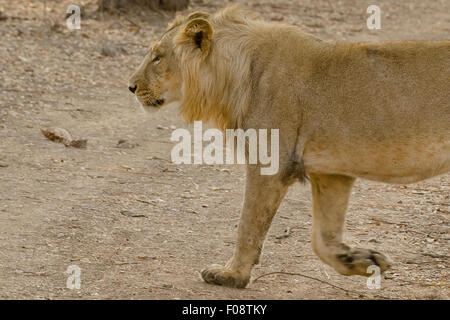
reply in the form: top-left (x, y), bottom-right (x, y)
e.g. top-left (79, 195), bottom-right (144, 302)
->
top-left (201, 264), bottom-right (249, 289)
top-left (335, 247), bottom-right (392, 276)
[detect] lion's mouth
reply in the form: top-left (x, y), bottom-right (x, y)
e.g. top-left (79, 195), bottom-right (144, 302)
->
top-left (150, 99), bottom-right (165, 107)
top-left (135, 90), bottom-right (169, 109)
top-left (136, 95), bottom-right (166, 109)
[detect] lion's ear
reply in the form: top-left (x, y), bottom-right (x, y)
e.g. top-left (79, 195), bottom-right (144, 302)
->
top-left (184, 18), bottom-right (213, 53)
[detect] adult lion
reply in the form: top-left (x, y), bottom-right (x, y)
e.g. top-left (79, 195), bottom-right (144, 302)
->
top-left (128, 6), bottom-right (450, 288)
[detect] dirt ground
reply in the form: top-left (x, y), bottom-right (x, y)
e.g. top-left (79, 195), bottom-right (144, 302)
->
top-left (0, 0), bottom-right (448, 300)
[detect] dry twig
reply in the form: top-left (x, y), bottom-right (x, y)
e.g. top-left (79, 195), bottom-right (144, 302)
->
top-left (254, 271), bottom-right (392, 299)
top-left (253, 271), bottom-right (355, 295)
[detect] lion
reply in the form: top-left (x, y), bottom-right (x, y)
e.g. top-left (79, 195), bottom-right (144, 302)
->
top-left (128, 5), bottom-right (450, 288)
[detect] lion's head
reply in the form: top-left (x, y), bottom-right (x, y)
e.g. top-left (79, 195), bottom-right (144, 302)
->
top-left (128, 11), bottom-right (213, 109)
top-left (128, 6), bottom-right (258, 129)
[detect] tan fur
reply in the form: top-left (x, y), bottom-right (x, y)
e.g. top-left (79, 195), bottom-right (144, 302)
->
top-left (129, 5), bottom-right (450, 288)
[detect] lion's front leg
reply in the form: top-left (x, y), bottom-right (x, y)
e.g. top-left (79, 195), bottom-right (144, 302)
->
top-left (309, 173), bottom-right (392, 276)
top-left (201, 166), bottom-right (288, 288)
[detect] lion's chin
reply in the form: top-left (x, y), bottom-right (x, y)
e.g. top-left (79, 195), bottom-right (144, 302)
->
top-left (141, 104), bottom-right (162, 114)
top-left (135, 97), bottom-right (165, 114)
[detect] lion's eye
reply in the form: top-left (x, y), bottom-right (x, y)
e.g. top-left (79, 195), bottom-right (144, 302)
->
top-left (152, 56), bottom-right (161, 63)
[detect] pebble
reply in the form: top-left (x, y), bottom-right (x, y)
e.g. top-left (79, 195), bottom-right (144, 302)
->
top-left (101, 43), bottom-right (120, 57)
top-left (116, 139), bottom-right (138, 149)
top-left (109, 21), bottom-right (122, 29)
top-left (0, 162), bottom-right (9, 168)
top-left (69, 139), bottom-right (88, 149)
top-left (121, 210), bottom-right (146, 218)
top-left (41, 127), bottom-right (88, 149)
top-left (41, 127), bottom-right (72, 145)
top-left (275, 227), bottom-right (292, 239)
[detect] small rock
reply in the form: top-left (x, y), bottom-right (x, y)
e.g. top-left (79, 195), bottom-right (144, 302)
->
top-left (64, 48), bottom-right (74, 56)
top-left (116, 139), bottom-right (138, 149)
top-left (109, 21), bottom-right (122, 29)
top-left (117, 140), bottom-right (130, 148)
top-left (121, 210), bottom-right (146, 218)
top-left (101, 43), bottom-right (120, 57)
top-left (69, 139), bottom-right (88, 149)
top-left (276, 227), bottom-right (292, 239)
top-left (0, 162), bottom-right (8, 168)
top-left (41, 127), bottom-right (72, 145)
top-left (41, 127), bottom-right (87, 149)
top-left (157, 125), bottom-right (169, 130)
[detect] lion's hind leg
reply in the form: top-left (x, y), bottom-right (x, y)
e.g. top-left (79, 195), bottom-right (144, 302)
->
top-left (309, 173), bottom-right (392, 276)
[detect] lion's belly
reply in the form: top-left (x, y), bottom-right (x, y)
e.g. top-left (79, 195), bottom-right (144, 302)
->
top-left (303, 137), bottom-right (450, 184)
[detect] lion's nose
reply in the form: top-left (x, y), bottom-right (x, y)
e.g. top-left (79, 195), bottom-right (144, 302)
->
top-left (128, 85), bottom-right (137, 94)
